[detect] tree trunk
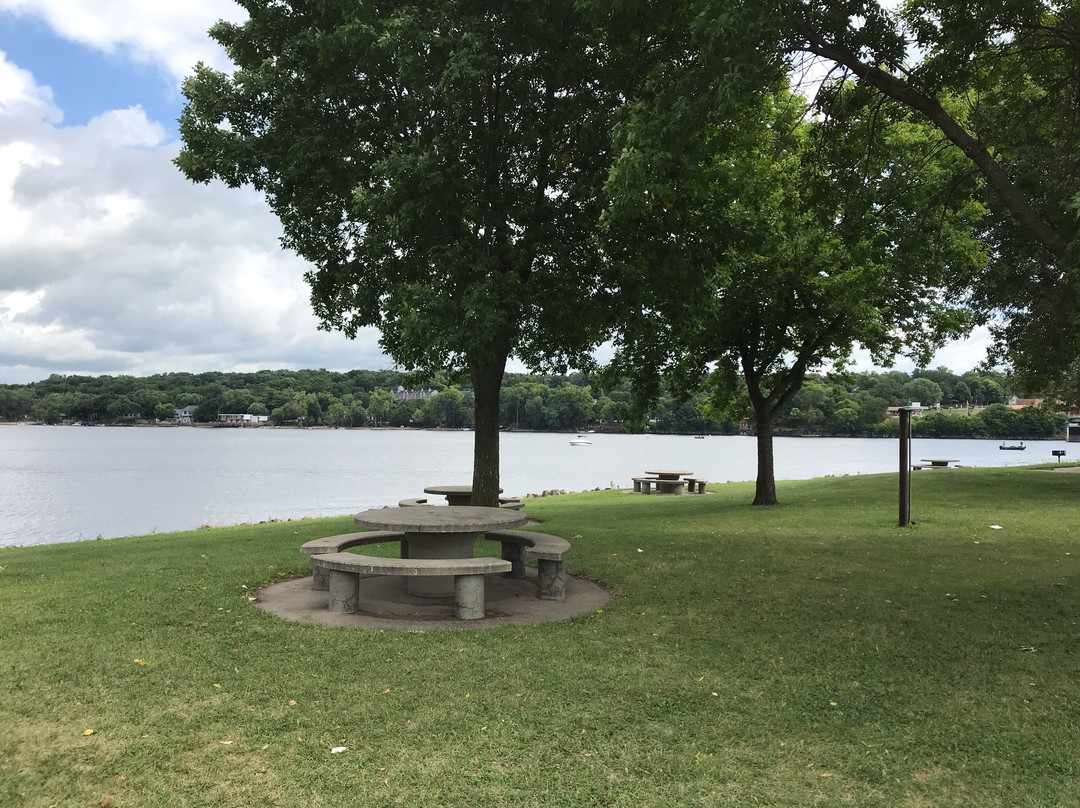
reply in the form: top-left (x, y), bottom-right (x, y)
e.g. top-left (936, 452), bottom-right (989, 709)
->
top-left (752, 407), bottom-right (778, 506)
top-left (469, 355), bottom-right (507, 507)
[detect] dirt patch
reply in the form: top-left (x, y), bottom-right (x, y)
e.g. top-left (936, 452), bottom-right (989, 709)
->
top-left (253, 568), bottom-right (611, 631)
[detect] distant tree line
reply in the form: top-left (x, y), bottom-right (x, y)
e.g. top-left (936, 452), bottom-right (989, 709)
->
top-left (0, 366), bottom-right (1067, 439)
top-left (786, 370), bottom-right (1065, 439)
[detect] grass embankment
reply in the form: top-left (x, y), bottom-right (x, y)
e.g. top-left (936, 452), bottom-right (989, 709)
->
top-left (2, 467), bottom-right (1080, 807)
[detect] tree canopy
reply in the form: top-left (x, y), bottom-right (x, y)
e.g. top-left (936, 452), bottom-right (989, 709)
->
top-left (604, 86), bottom-right (986, 504)
top-left (777, 1), bottom-right (1080, 392)
top-left (176, 0), bottom-right (636, 504)
top-left (593, 0), bottom-right (1080, 395)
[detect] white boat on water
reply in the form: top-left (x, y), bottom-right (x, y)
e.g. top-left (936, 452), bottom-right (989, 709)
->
top-left (569, 434), bottom-right (593, 446)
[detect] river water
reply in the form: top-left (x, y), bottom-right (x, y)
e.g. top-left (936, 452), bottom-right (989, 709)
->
top-left (0, 425), bottom-right (1069, 547)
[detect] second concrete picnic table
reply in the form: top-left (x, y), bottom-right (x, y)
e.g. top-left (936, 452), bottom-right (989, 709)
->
top-left (353, 505), bottom-right (527, 597)
top-left (919, 458), bottom-right (958, 469)
top-left (643, 469), bottom-right (693, 495)
top-left (423, 485), bottom-right (501, 506)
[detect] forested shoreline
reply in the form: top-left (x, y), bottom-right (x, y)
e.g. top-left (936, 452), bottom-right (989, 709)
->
top-left (0, 366), bottom-right (1067, 440)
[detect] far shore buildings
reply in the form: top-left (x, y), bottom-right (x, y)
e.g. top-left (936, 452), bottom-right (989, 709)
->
top-left (216, 413), bottom-right (269, 426)
top-left (171, 406), bottom-right (268, 426)
top-left (886, 397), bottom-right (1046, 419)
top-left (392, 385), bottom-right (437, 403)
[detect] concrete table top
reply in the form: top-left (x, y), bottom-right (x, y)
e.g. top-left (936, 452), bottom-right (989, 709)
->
top-left (644, 469), bottom-right (692, 479)
top-left (354, 505), bottom-right (527, 533)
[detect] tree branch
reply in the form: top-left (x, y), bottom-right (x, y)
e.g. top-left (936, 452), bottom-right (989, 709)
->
top-left (789, 17), bottom-right (1070, 264)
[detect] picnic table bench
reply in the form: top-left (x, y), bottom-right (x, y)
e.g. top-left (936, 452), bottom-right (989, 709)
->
top-left (311, 553), bottom-right (511, 619)
top-left (683, 477), bottom-right (708, 494)
top-left (300, 531), bottom-right (408, 589)
top-left (632, 476), bottom-right (658, 494)
top-left (483, 529), bottom-right (571, 600)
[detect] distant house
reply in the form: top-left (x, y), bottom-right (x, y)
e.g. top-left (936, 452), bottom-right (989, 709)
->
top-left (1007, 397), bottom-right (1044, 410)
top-left (392, 385), bottom-right (437, 403)
top-left (217, 413), bottom-right (269, 427)
top-left (174, 405), bottom-right (199, 424)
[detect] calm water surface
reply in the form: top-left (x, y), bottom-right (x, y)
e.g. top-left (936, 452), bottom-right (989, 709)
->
top-left (0, 425), bottom-right (1069, 547)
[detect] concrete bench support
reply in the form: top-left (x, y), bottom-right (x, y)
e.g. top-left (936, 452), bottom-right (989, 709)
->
top-left (684, 478), bottom-right (707, 494)
top-left (484, 529), bottom-right (571, 601)
top-left (454, 574), bottom-right (486, 620)
top-left (632, 477), bottom-right (656, 494)
top-left (537, 560), bottom-right (566, 601)
top-left (313, 553), bottom-right (511, 619)
top-left (300, 531), bottom-right (408, 590)
top-left (328, 567), bottom-right (360, 613)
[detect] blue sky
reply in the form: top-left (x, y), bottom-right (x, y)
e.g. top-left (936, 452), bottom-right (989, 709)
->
top-left (0, 14), bottom-right (179, 133)
top-left (0, 1), bottom-right (993, 387)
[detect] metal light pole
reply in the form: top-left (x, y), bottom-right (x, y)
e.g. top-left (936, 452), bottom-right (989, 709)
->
top-left (898, 406), bottom-right (914, 526)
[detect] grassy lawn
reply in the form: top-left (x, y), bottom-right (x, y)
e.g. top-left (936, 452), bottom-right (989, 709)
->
top-left (2, 466), bottom-right (1079, 807)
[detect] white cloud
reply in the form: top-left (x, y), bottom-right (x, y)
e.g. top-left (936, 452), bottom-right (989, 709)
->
top-left (844, 325), bottom-right (994, 375)
top-left (0, 49), bottom-right (390, 384)
top-left (0, 50), bottom-right (61, 121)
top-left (0, 0), bottom-right (243, 83)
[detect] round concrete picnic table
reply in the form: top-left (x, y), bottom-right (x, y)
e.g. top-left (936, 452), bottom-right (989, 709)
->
top-left (920, 458), bottom-right (958, 468)
top-left (643, 469), bottom-right (693, 495)
top-left (354, 505), bottom-right (526, 597)
top-left (423, 484), bottom-right (502, 507)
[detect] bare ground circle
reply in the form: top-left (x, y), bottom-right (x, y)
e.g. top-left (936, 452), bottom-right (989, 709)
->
top-left (254, 567), bottom-right (611, 631)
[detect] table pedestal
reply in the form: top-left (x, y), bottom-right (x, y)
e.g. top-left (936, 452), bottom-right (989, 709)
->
top-left (654, 480), bottom-right (685, 495)
top-left (403, 531), bottom-right (478, 596)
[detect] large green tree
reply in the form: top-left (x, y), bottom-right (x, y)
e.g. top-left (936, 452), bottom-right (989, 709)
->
top-left (775, 0), bottom-right (1080, 396)
top-left (176, 0), bottom-right (634, 504)
top-left (605, 88), bottom-right (985, 504)
top-left (594, 0), bottom-right (1080, 395)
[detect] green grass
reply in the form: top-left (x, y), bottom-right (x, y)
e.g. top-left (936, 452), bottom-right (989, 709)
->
top-left (3, 466), bottom-right (1080, 806)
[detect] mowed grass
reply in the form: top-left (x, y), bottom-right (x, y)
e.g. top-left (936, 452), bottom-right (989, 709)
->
top-left (2, 465), bottom-right (1080, 807)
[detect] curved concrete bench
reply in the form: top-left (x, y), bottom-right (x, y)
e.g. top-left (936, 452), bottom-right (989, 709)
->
top-left (483, 529), bottom-right (571, 601)
top-left (398, 498), bottom-right (429, 507)
top-left (311, 553), bottom-right (511, 620)
top-left (683, 478), bottom-right (708, 494)
top-left (499, 497), bottom-right (525, 511)
top-left (300, 531), bottom-right (407, 590)
top-left (632, 477), bottom-right (656, 494)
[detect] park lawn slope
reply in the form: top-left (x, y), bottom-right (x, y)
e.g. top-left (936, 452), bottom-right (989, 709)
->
top-left (1, 466), bottom-right (1079, 807)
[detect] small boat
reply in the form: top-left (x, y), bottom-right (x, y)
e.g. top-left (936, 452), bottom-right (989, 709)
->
top-left (569, 434), bottom-right (592, 446)
top-left (999, 441), bottom-right (1026, 450)
top-left (694, 435), bottom-right (705, 439)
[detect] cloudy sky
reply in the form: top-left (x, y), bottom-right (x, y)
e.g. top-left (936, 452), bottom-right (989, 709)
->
top-left (0, 1), bottom-right (991, 386)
